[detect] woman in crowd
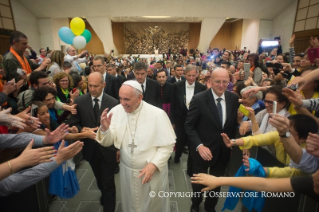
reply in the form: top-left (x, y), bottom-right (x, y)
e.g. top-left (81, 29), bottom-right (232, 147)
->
top-left (70, 72), bottom-right (84, 97)
top-left (53, 72), bottom-right (79, 105)
top-left (47, 51), bottom-right (64, 77)
top-left (247, 53), bottom-right (263, 85)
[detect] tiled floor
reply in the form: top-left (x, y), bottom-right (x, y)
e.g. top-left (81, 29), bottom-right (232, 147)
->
top-left (49, 153), bottom-right (242, 212)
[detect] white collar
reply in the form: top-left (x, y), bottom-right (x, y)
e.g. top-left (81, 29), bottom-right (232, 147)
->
top-left (91, 92), bottom-right (103, 102)
top-left (211, 88), bottom-right (225, 101)
top-left (185, 80), bottom-right (195, 87)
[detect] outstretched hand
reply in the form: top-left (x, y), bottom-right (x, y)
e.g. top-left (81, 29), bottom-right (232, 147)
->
top-left (191, 173), bottom-right (219, 192)
top-left (43, 124), bottom-right (69, 145)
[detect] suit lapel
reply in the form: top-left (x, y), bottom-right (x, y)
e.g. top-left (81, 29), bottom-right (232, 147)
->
top-left (144, 80), bottom-right (151, 100)
top-left (178, 81), bottom-right (186, 108)
top-left (104, 74), bottom-right (111, 92)
top-left (224, 91), bottom-right (233, 127)
top-left (206, 90), bottom-right (222, 130)
top-left (194, 82), bottom-right (201, 95)
top-left (85, 94), bottom-right (96, 123)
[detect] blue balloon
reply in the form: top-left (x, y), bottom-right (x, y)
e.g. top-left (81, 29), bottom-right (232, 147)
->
top-left (58, 27), bottom-right (75, 45)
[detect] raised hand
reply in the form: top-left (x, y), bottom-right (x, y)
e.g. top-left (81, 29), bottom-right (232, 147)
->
top-left (100, 108), bottom-right (113, 132)
top-left (239, 121), bottom-right (250, 136)
top-left (221, 133), bottom-right (232, 148)
top-left (19, 139), bottom-right (56, 167)
top-left (282, 88), bottom-right (303, 108)
top-left (55, 140), bottom-right (84, 165)
top-left (306, 133), bottom-right (319, 157)
top-left (0, 107), bottom-right (25, 129)
top-left (16, 106), bottom-right (41, 129)
top-left (43, 124), bottom-right (69, 145)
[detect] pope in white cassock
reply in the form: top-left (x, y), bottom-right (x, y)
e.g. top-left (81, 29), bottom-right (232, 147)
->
top-left (96, 80), bottom-right (176, 212)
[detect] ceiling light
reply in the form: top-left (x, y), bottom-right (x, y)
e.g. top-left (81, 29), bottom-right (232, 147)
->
top-left (142, 16), bottom-right (171, 19)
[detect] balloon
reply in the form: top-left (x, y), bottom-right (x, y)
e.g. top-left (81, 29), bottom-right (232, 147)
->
top-left (70, 17), bottom-right (85, 35)
top-left (73, 36), bottom-right (86, 49)
top-left (81, 29), bottom-right (92, 43)
top-left (58, 27), bottom-right (75, 45)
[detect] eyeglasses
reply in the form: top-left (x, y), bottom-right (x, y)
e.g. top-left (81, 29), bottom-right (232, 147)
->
top-left (263, 100), bottom-right (274, 105)
top-left (60, 80), bottom-right (69, 83)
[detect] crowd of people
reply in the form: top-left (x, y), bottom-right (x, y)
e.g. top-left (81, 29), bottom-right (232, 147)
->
top-left (0, 29), bottom-right (319, 212)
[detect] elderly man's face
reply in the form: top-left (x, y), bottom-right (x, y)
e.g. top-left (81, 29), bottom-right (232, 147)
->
top-left (185, 69), bottom-right (197, 85)
top-left (241, 93), bottom-right (256, 107)
top-left (211, 69), bottom-right (229, 96)
top-left (68, 47), bottom-right (76, 56)
top-left (119, 85), bottom-right (143, 113)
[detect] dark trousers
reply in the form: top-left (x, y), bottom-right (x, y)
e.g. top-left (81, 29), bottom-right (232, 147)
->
top-left (88, 146), bottom-right (116, 212)
top-left (174, 117), bottom-right (193, 175)
top-left (191, 153), bottom-right (226, 210)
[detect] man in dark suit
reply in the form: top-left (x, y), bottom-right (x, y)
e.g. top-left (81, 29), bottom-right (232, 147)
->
top-left (185, 68), bottom-right (239, 212)
top-left (70, 72), bottom-right (119, 212)
top-left (92, 56), bottom-right (120, 99)
top-left (106, 64), bottom-right (126, 86)
top-left (153, 61), bottom-right (168, 76)
top-left (126, 70), bottom-right (135, 80)
top-left (134, 61), bottom-right (161, 108)
top-left (170, 65), bottom-right (206, 173)
top-left (167, 64), bottom-right (186, 84)
top-left (156, 70), bottom-right (172, 113)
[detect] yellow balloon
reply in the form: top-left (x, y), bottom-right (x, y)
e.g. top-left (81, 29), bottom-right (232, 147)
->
top-left (70, 17), bottom-right (85, 36)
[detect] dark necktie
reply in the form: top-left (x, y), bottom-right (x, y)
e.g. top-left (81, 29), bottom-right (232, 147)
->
top-left (141, 84), bottom-right (145, 95)
top-left (93, 98), bottom-right (99, 122)
top-left (216, 98), bottom-right (223, 126)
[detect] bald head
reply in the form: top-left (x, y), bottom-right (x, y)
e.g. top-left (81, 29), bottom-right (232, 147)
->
top-left (211, 68), bottom-right (229, 97)
top-left (88, 72), bottom-right (105, 98)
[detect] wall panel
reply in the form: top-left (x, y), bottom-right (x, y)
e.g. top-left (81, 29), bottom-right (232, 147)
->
top-left (78, 21), bottom-right (104, 54)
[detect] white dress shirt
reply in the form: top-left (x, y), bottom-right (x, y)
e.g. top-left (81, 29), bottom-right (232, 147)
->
top-left (91, 92), bottom-right (103, 109)
top-left (138, 78), bottom-right (147, 92)
top-left (185, 81), bottom-right (195, 110)
top-left (175, 77), bottom-right (182, 82)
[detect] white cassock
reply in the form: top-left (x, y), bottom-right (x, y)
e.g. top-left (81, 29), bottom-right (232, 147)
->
top-left (96, 101), bottom-right (176, 212)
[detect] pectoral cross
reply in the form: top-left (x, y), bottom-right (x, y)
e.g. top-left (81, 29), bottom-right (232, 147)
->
top-left (128, 141), bottom-right (137, 154)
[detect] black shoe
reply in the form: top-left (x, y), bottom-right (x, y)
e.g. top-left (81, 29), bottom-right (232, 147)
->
top-left (115, 164), bottom-right (119, 174)
top-left (100, 195), bottom-right (104, 206)
top-left (174, 157), bottom-right (180, 164)
top-left (190, 204), bottom-right (199, 212)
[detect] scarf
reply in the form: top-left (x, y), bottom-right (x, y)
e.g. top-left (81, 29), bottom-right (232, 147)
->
top-left (222, 158), bottom-right (266, 212)
top-left (10, 47), bottom-right (32, 75)
top-left (250, 66), bottom-right (255, 72)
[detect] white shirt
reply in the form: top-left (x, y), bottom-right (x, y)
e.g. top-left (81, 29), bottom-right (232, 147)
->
top-left (211, 88), bottom-right (226, 128)
top-left (185, 80), bottom-right (195, 110)
top-left (91, 92), bottom-right (103, 109)
top-left (138, 78), bottom-right (147, 93)
top-left (167, 68), bottom-right (170, 76)
top-left (175, 76), bottom-right (181, 82)
top-left (64, 54), bottom-right (87, 71)
top-left (103, 71), bottom-right (107, 82)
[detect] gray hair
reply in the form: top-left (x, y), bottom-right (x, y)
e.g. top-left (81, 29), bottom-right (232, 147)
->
top-left (185, 64), bottom-right (198, 74)
top-left (66, 46), bottom-right (73, 53)
top-left (240, 86), bottom-right (262, 101)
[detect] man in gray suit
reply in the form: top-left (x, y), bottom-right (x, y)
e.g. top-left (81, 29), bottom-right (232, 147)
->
top-left (70, 72), bottom-right (119, 212)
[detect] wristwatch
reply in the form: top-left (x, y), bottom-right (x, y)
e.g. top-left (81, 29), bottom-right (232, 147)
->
top-left (279, 131), bottom-right (291, 138)
top-left (230, 139), bottom-right (236, 145)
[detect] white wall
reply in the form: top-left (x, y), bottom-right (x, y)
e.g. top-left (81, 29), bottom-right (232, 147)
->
top-left (51, 18), bottom-right (72, 52)
top-left (86, 17), bottom-right (115, 54)
top-left (197, 18), bottom-right (225, 53)
top-left (258, 20), bottom-right (273, 41)
top-left (272, 0), bottom-right (298, 53)
top-left (241, 19), bottom-right (260, 53)
top-left (38, 19), bottom-right (54, 50)
top-left (10, 0), bottom-right (41, 53)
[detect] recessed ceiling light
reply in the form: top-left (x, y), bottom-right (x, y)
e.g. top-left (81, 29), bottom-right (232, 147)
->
top-left (142, 16), bottom-right (171, 19)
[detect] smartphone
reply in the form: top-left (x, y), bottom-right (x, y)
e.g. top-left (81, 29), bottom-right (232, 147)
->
top-left (239, 104), bottom-right (250, 117)
top-left (308, 48), bottom-right (319, 63)
top-left (273, 101), bottom-right (277, 115)
top-left (31, 104), bottom-right (38, 117)
top-left (244, 63), bottom-right (250, 80)
top-left (72, 88), bottom-right (77, 93)
top-left (288, 84), bottom-right (298, 91)
top-left (274, 37), bottom-right (281, 40)
top-left (261, 41), bottom-right (279, 47)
